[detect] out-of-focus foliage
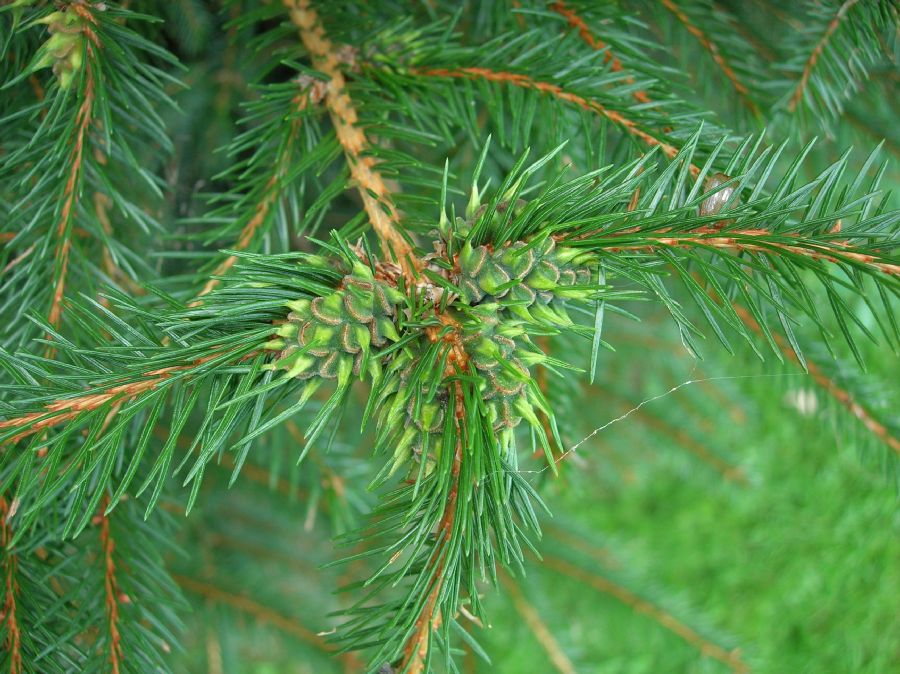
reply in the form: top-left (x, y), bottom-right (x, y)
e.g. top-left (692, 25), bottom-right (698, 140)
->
top-left (0, 1), bottom-right (897, 673)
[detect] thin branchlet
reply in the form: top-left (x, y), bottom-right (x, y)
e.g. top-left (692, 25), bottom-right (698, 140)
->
top-left (48, 7), bottom-right (100, 334)
top-left (788, 0), bottom-right (860, 112)
top-left (411, 66), bottom-right (698, 176)
top-left (661, 0), bottom-right (761, 117)
top-left (0, 498), bottom-right (22, 674)
top-left (542, 555), bottom-right (750, 673)
top-left (550, 1), bottom-right (651, 104)
top-left (96, 500), bottom-right (123, 674)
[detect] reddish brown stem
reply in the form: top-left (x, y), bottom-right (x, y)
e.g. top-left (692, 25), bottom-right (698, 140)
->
top-left (498, 572), bottom-right (577, 674)
top-left (550, 1), bottom-right (651, 104)
top-left (401, 388), bottom-right (465, 674)
top-left (174, 574), bottom-right (362, 670)
top-left (661, 0), bottom-right (761, 117)
top-left (0, 352), bottom-right (243, 445)
top-left (729, 301), bottom-right (900, 457)
top-left (48, 58), bottom-right (96, 333)
top-left (193, 85), bottom-right (324, 304)
top-left (601, 227), bottom-right (900, 276)
top-left (788, 0), bottom-right (860, 112)
top-left (0, 498), bottom-right (22, 674)
top-left (412, 66), bottom-right (697, 177)
top-left (98, 498), bottom-right (122, 674)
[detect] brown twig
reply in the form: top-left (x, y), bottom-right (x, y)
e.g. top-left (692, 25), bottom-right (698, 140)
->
top-left (498, 571), bottom-right (578, 674)
top-left (0, 497), bottom-right (22, 674)
top-left (542, 555), bottom-right (749, 673)
top-left (661, 0), bottom-right (761, 117)
top-left (282, 0), bottom-right (418, 275)
top-left (550, 1), bottom-right (651, 104)
top-left (788, 0), bottom-right (860, 112)
top-left (412, 66), bottom-right (697, 175)
top-left (97, 497), bottom-right (123, 674)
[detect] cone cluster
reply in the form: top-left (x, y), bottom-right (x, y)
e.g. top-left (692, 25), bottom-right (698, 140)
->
top-left (456, 236), bottom-right (594, 328)
top-left (267, 261), bottom-right (403, 384)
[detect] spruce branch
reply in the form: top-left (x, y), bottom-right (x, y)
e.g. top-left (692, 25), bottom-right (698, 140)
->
top-left (778, 0), bottom-right (894, 123)
top-left (787, 0), bottom-right (861, 111)
top-left (0, 350), bottom-right (247, 444)
top-left (97, 502), bottom-right (123, 674)
top-left (192, 82), bottom-right (326, 303)
top-left (723, 297), bottom-right (900, 457)
top-left (399, 414), bottom-right (462, 674)
top-left (173, 574), bottom-right (364, 671)
top-left (45, 3), bottom-right (99, 333)
top-left (599, 226), bottom-right (900, 276)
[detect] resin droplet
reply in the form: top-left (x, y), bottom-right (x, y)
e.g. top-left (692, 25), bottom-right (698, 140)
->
top-left (699, 173), bottom-right (737, 217)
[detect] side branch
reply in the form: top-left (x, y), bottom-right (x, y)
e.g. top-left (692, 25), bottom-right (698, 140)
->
top-left (550, 1), bottom-right (651, 103)
top-left (726, 299), bottom-right (900, 457)
top-left (788, 0), bottom-right (860, 111)
top-left (48, 57), bottom-right (96, 331)
top-left (173, 574), bottom-right (362, 670)
top-left (0, 497), bottom-right (22, 674)
top-left (97, 502), bottom-right (123, 674)
top-left (0, 351), bottom-right (243, 445)
top-left (282, 0), bottom-right (417, 274)
top-left (660, 0), bottom-right (760, 116)
top-left (600, 228), bottom-right (900, 276)
top-left (498, 572), bottom-right (577, 674)
top-left (411, 66), bottom-right (697, 176)
top-left (193, 85), bottom-right (323, 303)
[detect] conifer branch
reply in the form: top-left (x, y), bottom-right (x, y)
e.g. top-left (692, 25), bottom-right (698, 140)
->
top-left (282, 0), bottom-right (418, 274)
top-left (601, 227), bottom-right (900, 276)
top-left (787, 0), bottom-right (860, 112)
top-left (0, 498), bottom-right (21, 674)
top-left (412, 66), bottom-right (696, 175)
top-left (542, 555), bottom-right (749, 673)
top-left (498, 572), bottom-right (577, 674)
top-left (660, 0), bottom-right (761, 117)
top-left (549, 1), bottom-right (651, 104)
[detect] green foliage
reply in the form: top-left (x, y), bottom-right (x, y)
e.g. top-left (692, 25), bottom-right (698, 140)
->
top-left (0, 1), bottom-right (897, 673)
